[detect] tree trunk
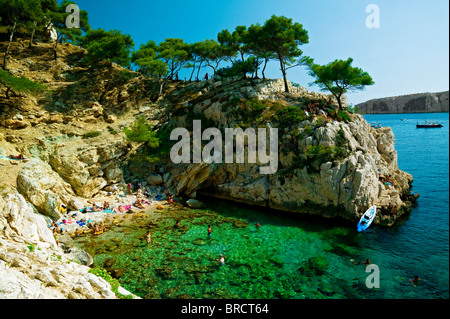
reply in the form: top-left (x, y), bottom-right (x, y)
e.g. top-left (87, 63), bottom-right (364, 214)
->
top-left (54, 33), bottom-right (64, 60)
top-left (196, 61), bottom-right (203, 81)
top-left (254, 57), bottom-right (259, 79)
top-left (29, 21), bottom-right (37, 48)
top-left (278, 55), bottom-right (289, 93)
top-left (337, 93), bottom-right (343, 110)
top-left (159, 80), bottom-right (166, 97)
top-left (189, 63), bottom-right (196, 82)
top-left (262, 58), bottom-right (268, 80)
top-left (3, 20), bottom-right (17, 70)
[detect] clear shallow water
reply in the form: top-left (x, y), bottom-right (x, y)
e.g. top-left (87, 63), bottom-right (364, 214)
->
top-left (75, 113), bottom-right (449, 299)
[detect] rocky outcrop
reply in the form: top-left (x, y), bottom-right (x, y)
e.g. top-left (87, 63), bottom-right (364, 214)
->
top-left (0, 193), bottom-right (57, 250)
top-left (0, 193), bottom-right (137, 299)
top-left (30, 135), bottom-right (132, 199)
top-left (163, 77), bottom-right (414, 226)
top-left (356, 91), bottom-right (449, 114)
top-left (17, 159), bottom-right (74, 220)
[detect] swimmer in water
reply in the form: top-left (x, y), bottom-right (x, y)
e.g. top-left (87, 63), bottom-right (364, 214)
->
top-left (145, 231), bottom-right (151, 245)
top-left (216, 254), bottom-right (225, 266)
top-left (409, 275), bottom-right (420, 287)
top-left (207, 225), bottom-right (213, 238)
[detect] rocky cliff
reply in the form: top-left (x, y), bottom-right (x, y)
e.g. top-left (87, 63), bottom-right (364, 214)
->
top-left (160, 77), bottom-right (414, 227)
top-left (356, 91), bottom-right (449, 114)
top-left (0, 41), bottom-right (417, 298)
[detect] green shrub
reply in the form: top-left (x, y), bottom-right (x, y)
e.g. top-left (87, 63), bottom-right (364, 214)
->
top-left (89, 267), bottom-right (134, 299)
top-left (305, 145), bottom-right (335, 165)
top-left (0, 69), bottom-right (48, 97)
top-left (83, 131), bottom-right (102, 138)
top-left (107, 126), bottom-right (119, 135)
top-left (240, 98), bottom-right (267, 119)
top-left (346, 104), bottom-right (359, 114)
top-left (276, 106), bottom-right (306, 129)
top-left (335, 125), bottom-right (348, 148)
top-left (123, 115), bottom-right (160, 148)
top-left (303, 124), bottom-right (313, 135)
top-left (27, 243), bottom-right (36, 252)
top-left (337, 109), bottom-right (351, 123)
top-left (315, 115), bottom-right (328, 128)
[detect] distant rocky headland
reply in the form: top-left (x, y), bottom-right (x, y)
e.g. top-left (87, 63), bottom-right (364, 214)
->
top-left (356, 91), bottom-right (449, 114)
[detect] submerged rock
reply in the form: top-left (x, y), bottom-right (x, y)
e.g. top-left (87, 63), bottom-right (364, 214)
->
top-left (186, 199), bottom-right (204, 208)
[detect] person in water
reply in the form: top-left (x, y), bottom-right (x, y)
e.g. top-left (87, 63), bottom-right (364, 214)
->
top-left (254, 222), bottom-right (262, 228)
top-left (409, 275), bottom-right (420, 287)
top-left (145, 231), bottom-right (151, 245)
top-left (207, 225), bottom-right (213, 237)
top-left (216, 254), bottom-right (225, 266)
top-left (350, 258), bottom-right (371, 266)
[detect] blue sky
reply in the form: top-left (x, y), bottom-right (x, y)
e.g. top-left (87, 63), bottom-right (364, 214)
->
top-left (72, 0), bottom-right (449, 105)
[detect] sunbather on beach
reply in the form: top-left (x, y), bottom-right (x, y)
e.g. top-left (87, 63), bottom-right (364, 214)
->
top-left (93, 223), bottom-right (102, 235)
top-left (134, 197), bottom-right (145, 209)
top-left (103, 201), bottom-right (110, 210)
top-left (9, 153), bottom-right (24, 160)
top-left (52, 220), bottom-right (60, 232)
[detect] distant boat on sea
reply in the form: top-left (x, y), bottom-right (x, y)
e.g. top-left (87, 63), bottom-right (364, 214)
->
top-left (416, 120), bottom-right (443, 128)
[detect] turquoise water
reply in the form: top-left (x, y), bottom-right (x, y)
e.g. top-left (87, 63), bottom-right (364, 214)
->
top-left (75, 112), bottom-right (449, 299)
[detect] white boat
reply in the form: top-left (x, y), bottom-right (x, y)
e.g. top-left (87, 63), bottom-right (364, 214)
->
top-left (357, 205), bottom-right (376, 232)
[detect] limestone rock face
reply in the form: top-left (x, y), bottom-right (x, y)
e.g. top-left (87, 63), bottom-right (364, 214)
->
top-left (0, 237), bottom-right (120, 299)
top-left (33, 136), bottom-right (131, 198)
top-left (0, 193), bottom-right (57, 249)
top-left (0, 193), bottom-right (138, 299)
top-left (17, 159), bottom-right (74, 220)
top-left (164, 79), bottom-right (414, 226)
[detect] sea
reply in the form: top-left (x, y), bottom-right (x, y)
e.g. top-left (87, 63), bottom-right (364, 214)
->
top-left (74, 112), bottom-right (449, 300)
